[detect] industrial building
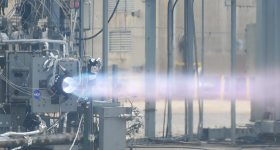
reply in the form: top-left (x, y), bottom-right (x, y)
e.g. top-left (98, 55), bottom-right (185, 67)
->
top-left (0, 0), bottom-right (278, 150)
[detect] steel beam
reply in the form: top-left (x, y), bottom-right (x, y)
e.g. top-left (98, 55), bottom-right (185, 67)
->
top-left (186, 0), bottom-right (194, 142)
top-left (92, 0), bottom-right (94, 57)
top-left (199, 0), bottom-right (204, 140)
top-left (230, 0), bottom-right (236, 146)
top-left (112, 65), bottom-right (118, 103)
top-left (166, 0), bottom-right (173, 138)
top-left (254, 0), bottom-right (266, 121)
top-left (145, 0), bottom-right (156, 138)
top-left (184, 0), bottom-right (188, 136)
top-left (102, 0), bottom-right (108, 98)
top-left (275, 0), bottom-right (280, 121)
top-left (79, 0), bottom-right (84, 61)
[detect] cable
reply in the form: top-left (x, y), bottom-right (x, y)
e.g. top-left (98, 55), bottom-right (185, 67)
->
top-left (191, 0), bottom-right (203, 141)
top-left (2, 0), bottom-right (64, 39)
top-left (172, 0), bottom-right (179, 12)
top-left (76, 0), bottom-right (120, 40)
top-left (119, 93), bottom-right (133, 108)
top-left (47, 0), bottom-right (66, 35)
top-left (0, 73), bottom-right (53, 99)
top-left (35, 0), bottom-right (65, 36)
top-left (69, 114), bottom-right (84, 150)
top-left (164, 0), bottom-right (178, 138)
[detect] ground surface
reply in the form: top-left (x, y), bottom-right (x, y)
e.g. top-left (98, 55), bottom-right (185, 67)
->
top-left (124, 100), bottom-right (272, 149)
top-left (123, 99), bottom-right (251, 137)
top-left (126, 142), bottom-right (280, 150)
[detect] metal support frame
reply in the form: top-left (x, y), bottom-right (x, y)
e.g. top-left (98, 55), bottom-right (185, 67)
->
top-left (230, 0), bottom-right (236, 146)
top-left (112, 65), bottom-right (118, 103)
top-left (275, 0), bottom-right (280, 121)
top-left (89, 100), bottom-right (94, 150)
top-left (48, 0), bottom-right (60, 50)
top-left (166, 0), bottom-right (173, 138)
top-left (254, 0), bottom-right (266, 121)
top-left (83, 106), bottom-right (89, 150)
top-left (199, 0), bottom-right (204, 140)
top-left (184, 0), bottom-right (188, 136)
top-left (98, 107), bottom-right (127, 150)
top-left (89, 2), bottom-right (94, 148)
top-left (92, 0), bottom-right (94, 57)
top-left (145, 0), bottom-right (156, 138)
top-left (102, 0), bottom-right (108, 101)
top-left (79, 0), bottom-right (85, 61)
top-left (187, 0), bottom-right (194, 142)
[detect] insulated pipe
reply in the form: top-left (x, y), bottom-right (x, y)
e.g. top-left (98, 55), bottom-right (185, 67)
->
top-left (0, 133), bottom-right (83, 148)
top-left (44, 42), bottom-right (49, 50)
top-left (0, 130), bottom-right (41, 137)
top-left (1, 118), bottom-right (46, 137)
top-left (11, 96), bottom-right (30, 101)
top-left (11, 67), bottom-right (30, 72)
top-left (63, 113), bottom-right (68, 134)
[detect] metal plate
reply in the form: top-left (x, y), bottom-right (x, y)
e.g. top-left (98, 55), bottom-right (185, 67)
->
top-left (30, 57), bottom-right (78, 113)
top-left (0, 114), bottom-right (11, 127)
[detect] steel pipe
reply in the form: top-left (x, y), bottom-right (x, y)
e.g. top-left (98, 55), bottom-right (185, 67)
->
top-left (230, 0), bottom-right (236, 146)
top-left (0, 39), bottom-right (69, 56)
top-left (11, 67), bottom-right (30, 72)
top-left (0, 133), bottom-right (83, 148)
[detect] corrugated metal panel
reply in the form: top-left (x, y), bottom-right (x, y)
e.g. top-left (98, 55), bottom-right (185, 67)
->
top-left (126, 0), bottom-right (134, 12)
top-left (109, 31), bottom-right (132, 52)
top-left (109, 0), bottom-right (134, 14)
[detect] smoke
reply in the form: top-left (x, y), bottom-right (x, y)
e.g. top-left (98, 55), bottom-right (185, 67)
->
top-left (63, 73), bottom-right (251, 100)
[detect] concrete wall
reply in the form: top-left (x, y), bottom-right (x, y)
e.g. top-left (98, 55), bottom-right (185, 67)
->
top-left (84, 0), bottom-right (256, 77)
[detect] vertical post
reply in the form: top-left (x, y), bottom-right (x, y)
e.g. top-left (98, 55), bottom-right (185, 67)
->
top-left (83, 107), bottom-right (89, 150)
top-left (275, 0), bottom-right (280, 121)
top-left (254, 0), bottom-right (266, 121)
top-left (112, 65), bottom-right (118, 103)
top-left (48, 0), bottom-right (60, 49)
top-left (80, 1), bottom-right (86, 147)
top-left (102, 0), bottom-right (108, 100)
top-left (187, 0), bottom-right (194, 142)
top-left (145, 0), bottom-right (156, 138)
top-left (230, 0), bottom-right (236, 146)
top-left (89, 99), bottom-right (93, 150)
top-left (200, 0), bottom-right (204, 139)
top-left (184, 0), bottom-right (188, 136)
top-left (172, 0), bottom-right (177, 72)
top-left (92, 0), bottom-right (94, 57)
top-left (88, 62), bottom-right (94, 150)
top-left (166, 0), bottom-right (173, 138)
top-left (79, 0), bottom-right (84, 61)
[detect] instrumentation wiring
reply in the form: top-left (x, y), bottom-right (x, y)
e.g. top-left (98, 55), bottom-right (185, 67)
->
top-left (47, 0), bottom-right (66, 35)
top-left (76, 0), bottom-right (120, 40)
top-left (0, 73), bottom-right (54, 99)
